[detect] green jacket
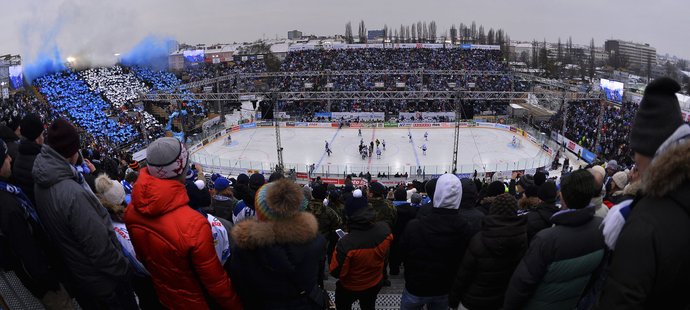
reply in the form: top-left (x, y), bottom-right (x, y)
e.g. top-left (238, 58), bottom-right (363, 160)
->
top-left (307, 200), bottom-right (341, 235)
top-left (369, 197), bottom-right (397, 229)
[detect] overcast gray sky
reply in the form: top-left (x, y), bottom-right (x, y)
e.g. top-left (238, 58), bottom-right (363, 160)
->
top-left (2, 0), bottom-right (688, 64)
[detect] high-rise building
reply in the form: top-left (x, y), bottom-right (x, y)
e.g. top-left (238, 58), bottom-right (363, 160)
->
top-left (605, 40), bottom-right (657, 73)
top-left (288, 30), bottom-right (303, 40)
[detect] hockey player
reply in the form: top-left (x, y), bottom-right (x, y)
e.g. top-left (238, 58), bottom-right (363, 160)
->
top-left (325, 140), bottom-right (329, 151)
top-left (511, 135), bottom-right (517, 147)
top-left (326, 147), bottom-right (332, 157)
top-left (424, 131), bottom-right (428, 141)
top-left (382, 139), bottom-right (386, 150)
top-left (375, 139), bottom-right (380, 148)
top-left (421, 144), bottom-right (427, 155)
top-left (376, 147), bottom-right (382, 159)
top-left (358, 128), bottom-right (362, 137)
top-left (408, 133), bottom-right (413, 143)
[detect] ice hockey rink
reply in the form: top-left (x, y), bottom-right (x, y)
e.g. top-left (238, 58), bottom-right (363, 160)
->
top-left (193, 126), bottom-right (551, 175)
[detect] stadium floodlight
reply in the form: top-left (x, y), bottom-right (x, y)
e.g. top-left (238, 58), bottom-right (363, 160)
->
top-left (66, 57), bottom-right (76, 63)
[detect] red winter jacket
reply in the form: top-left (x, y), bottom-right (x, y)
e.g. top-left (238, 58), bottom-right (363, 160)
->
top-left (125, 168), bottom-right (242, 309)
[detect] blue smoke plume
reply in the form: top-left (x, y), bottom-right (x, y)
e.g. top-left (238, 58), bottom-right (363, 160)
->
top-left (120, 35), bottom-right (176, 70)
top-left (24, 45), bottom-right (67, 83)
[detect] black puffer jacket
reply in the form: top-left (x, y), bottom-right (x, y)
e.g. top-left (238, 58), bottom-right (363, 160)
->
top-left (525, 202), bottom-right (560, 241)
top-left (450, 215), bottom-right (528, 309)
top-left (400, 208), bottom-right (472, 296)
top-left (11, 139), bottom-right (42, 204)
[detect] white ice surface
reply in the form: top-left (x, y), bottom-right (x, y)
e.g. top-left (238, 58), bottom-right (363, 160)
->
top-left (193, 127), bottom-right (551, 175)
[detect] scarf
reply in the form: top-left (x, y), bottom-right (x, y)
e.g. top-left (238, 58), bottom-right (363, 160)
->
top-left (0, 181), bottom-right (41, 225)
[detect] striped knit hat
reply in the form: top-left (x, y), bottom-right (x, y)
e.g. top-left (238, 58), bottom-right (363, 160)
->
top-left (255, 179), bottom-right (308, 221)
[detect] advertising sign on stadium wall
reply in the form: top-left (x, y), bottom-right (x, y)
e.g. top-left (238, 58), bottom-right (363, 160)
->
top-left (257, 121), bottom-right (273, 127)
top-left (384, 123), bottom-right (398, 128)
top-left (240, 123), bottom-right (256, 129)
top-left (470, 44), bottom-right (501, 50)
top-left (412, 123), bottom-right (432, 128)
top-left (315, 112), bottom-right (332, 118)
top-left (330, 112), bottom-right (385, 121)
top-left (495, 124), bottom-right (511, 130)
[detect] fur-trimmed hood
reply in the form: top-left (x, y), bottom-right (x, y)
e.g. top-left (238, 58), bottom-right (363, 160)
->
top-left (642, 132), bottom-right (690, 198)
top-left (231, 212), bottom-right (319, 249)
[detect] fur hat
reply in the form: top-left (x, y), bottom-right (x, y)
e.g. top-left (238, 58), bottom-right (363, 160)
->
top-left (46, 118), bottom-right (80, 159)
top-left (255, 179), bottom-right (308, 221)
top-left (146, 137), bottom-right (189, 179)
top-left (95, 174), bottom-right (126, 206)
top-left (612, 171), bottom-right (629, 190)
top-left (345, 189), bottom-right (369, 217)
top-left (630, 77), bottom-right (684, 157)
top-left (490, 193), bottom-right (518, 217)
top-left (20, 113), bottom-right (44, 141)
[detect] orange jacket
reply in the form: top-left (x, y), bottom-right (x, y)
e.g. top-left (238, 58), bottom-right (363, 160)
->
top-left (125, 168), bottom-right (242, 309)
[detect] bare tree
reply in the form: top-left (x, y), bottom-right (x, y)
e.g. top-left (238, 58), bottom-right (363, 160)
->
top-left (417, 21), bottom-right (423, 42)
top-left (450, 25), bottom-right (458, 45)
top-left (429, 21), bottom-right (437, 42)
top-left (400, 25), bottom-right (405, 43)
top-left (411, 23), bottom-right (417, 43)
top-left (589, 38), bottom-right (596, 79)
top-left (422, 21), bottom-right (428, 42)
top-left (394, 29), bottom-right (400, 43)
top-left (345, 22), bottom-right (353, 44)
top-left (470, 21), bottom-right (477, 41)
top-left (487, 28), bottom-right (495, 45)
top-left (358, 20), bottom-right (367, 43)
top-left (477, 26), bottom-right (486, 44)
top-left (406, 26), bottom-right (411, 43)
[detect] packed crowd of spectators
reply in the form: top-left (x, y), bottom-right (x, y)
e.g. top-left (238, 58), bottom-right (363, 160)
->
top-left (33, 72), bottom-right (140, 146)
top-left (131, 66), bottom-right (205, 116)
top-left (281, 49), bottom-right (507, 71)
top-left (549, 100), bottom-right (601, 150)
top-left (597, 101), bottom-right (637, 167)
top-left (4, 76), bottom-right (689, 309)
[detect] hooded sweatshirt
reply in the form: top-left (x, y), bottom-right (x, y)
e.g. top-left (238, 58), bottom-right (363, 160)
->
top-left (401, 174), bottom-right (472, 296)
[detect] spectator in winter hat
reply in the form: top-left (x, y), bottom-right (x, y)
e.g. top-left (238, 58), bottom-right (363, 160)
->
top-left (525, 181), bottom-right (561, 241)
top-left (94, 174), bottom-right (163, 310)
top-left (12, 113), bottom-right (45, 204)
top-left (210, 177), bottom-right (237, 221)
top-left (330, 189), bottom-right (392, 310)
top-left (125, 137), bottom-right (242, 309)
top-left (477, 180), bottom-right (507, 215)
top-left (450, 193), bottom-right (528, 310)
top-left (458, 178), bottom-right (484, 236)
top-left (33, 118), bottom-right (138, 309)
top-left (230, 179), bottom-right (325, 309)
top-left (597, 77), bottom-right (690, 309)
top-left (605, 171), bottom-right (629, 205)
top-left (232, 173), bottom-right (266, 223)
top-left (400, 174), bottom-right (472, 309)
